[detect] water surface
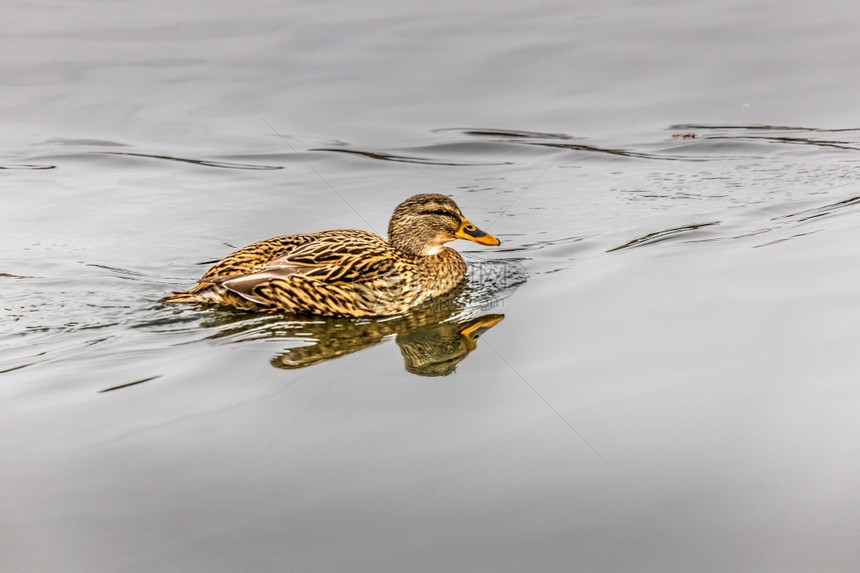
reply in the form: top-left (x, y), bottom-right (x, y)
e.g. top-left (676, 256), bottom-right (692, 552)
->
top-left (3, 1), bottom-right (860, 571)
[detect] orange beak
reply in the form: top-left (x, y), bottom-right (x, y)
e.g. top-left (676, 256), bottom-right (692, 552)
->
top-left (455, 217), bottom-right (500, 246)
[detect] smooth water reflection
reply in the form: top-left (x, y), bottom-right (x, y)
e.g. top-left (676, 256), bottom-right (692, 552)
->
top-left (184, 295), bottom-right (506, 377)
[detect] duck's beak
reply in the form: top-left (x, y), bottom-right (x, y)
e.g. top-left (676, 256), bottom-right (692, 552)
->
top-left (455, 217), bottom-right (500, 246)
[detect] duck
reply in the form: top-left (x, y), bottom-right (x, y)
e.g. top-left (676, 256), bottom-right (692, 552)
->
top-left (160, 193), bottom-right (500, 317)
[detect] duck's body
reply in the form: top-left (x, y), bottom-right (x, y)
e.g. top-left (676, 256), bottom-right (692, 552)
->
top-left (162, 194), bottom-right (499, 317)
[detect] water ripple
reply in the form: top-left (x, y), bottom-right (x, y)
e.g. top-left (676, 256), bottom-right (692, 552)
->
top-left (440, 126), bottom-right (731, 161)
top-left (668, 124), bottom-right (860, 153)
top-left (776, 194), bottom-right (860, 223)
top-left (0, 163), bottom-right (56, 170)
top-left (97, 152), bottom-right (283, 170)
top-left (434, 127), bottom-right (577, 140)
top-left (312, 147), bottom-right (512, 166)
top-left (607, 222), bottom-right (722, 252)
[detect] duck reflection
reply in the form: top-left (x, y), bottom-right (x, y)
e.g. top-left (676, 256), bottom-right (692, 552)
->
top-left (201, 284), bottom-right (505, 376)
top-left (196, 258), bottom-right (526, 376)
top-left (271, 310), bottom-right (503, 376)
top-left (394, 314), bottom-right (502, 376)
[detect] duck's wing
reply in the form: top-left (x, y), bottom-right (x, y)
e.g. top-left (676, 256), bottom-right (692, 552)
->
top-left (199, 234), bottom-right (317, 281)
top-left (278, 232), bottom-right (398, 281)
top-left (208, 230), bottom-right (396, 283)
top-left (206, 231), bottom-right (401, 309)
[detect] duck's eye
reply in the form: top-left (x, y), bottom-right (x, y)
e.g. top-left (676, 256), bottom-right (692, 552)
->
top-left (420, 208), bottom-right (459, 221)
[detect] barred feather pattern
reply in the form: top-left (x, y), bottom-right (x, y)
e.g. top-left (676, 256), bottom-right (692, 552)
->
top-left (163, 229), bottom-right (468, 317)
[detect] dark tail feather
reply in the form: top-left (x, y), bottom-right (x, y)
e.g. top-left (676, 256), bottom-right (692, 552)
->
top-left (159, 291), bottom-right (198, 303)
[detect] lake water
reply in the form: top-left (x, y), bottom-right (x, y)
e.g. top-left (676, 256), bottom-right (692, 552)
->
top-left (3, 1), bottom-right (860, 571)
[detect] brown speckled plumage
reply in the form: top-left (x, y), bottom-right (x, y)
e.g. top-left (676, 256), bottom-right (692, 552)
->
top-left (161, 194), bottom-right (500, 317)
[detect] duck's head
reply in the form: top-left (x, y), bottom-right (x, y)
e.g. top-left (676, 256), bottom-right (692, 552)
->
top-left (388, 193), bottom-right (500, 256)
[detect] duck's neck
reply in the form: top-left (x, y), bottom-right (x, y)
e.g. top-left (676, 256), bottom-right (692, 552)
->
top-left (388, 222), bottom-right (451, 256)
top-left (388, 235), bottom-right (447, 257)
top-left (420, 247), bottom-right (467, 285)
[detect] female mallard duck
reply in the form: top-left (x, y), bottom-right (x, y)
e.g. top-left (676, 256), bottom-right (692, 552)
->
top-left (161, 193), bottom-right (500, 317)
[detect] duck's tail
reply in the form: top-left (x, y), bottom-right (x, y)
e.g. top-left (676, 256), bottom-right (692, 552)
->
top-left (159, 283), bottom-right (257, 309)
top-left (159, 281), bottom-right (214, 303)
top-left (159, 290), bottom-right (198, 303)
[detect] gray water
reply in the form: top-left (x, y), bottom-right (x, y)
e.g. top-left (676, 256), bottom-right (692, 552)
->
top-left (3, 1), bottom-right (860, 571)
